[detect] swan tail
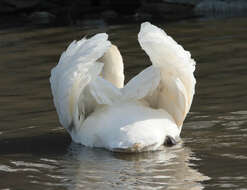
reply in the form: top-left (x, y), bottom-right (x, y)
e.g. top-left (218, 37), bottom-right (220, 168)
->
top-left (50, 34), bottom-right (111, 131)
top-left (138, 22), bottom-right (196, 127)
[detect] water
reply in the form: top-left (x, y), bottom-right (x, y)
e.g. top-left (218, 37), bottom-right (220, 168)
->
top-left (0, 17), bottom-right (247, 189)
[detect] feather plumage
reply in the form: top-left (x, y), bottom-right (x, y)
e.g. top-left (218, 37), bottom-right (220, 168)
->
top-left (50, 22), bottom-right (196, 152)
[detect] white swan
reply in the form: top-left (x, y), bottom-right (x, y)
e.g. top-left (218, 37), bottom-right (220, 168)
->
top-left (50, 22), bottom-right (196, 152)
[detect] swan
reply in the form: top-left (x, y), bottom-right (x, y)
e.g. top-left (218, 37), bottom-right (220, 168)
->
top-left (50, 22), bottom-right (196, 152)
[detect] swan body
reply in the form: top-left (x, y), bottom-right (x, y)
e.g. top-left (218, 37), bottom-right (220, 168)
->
top-left (50, 22), bottom-right (196, 152)
top-left (71, 101), bottom-right (179, 152)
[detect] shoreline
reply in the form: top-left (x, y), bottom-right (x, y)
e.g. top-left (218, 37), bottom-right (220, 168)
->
top-left (0, 1), bottom-right (247, 29)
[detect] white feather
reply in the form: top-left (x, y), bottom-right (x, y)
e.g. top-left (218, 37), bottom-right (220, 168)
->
top-left (138, 22), bottom-right (196, 127)
top-left (121, 66), bottom-right (160, 101)
top-left (50, 22), bottom-right (196, 152)
top-left (50, 33), bottom-right (111, 130)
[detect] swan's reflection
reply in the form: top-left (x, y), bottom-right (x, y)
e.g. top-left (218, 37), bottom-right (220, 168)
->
top-left (62, 143), bottom-right (210, 190)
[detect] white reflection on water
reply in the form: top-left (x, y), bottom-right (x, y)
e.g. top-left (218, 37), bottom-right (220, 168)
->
top-left (61, 143), bottom-right (210, 190)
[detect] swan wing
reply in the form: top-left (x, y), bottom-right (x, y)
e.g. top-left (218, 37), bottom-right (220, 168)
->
top-left (138, 22), bottom-right (196, 127)
top-left (88, 76), bottom-right (122, 105)
top-left (121, 66), bottom-right (160, 101)
top-left (50, 33), bottom-right (112, 131)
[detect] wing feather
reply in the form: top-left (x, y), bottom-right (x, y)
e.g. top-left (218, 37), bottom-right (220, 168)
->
top-left (50, 34), bottom-right (111, 130)
top-left (121, 66), bottom-right (160, 102)
top-left (138, 22), bottom-right (196, 127)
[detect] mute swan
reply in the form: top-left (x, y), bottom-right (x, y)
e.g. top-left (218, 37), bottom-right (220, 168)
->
top-left (50, 22), bottom-right (196, 152)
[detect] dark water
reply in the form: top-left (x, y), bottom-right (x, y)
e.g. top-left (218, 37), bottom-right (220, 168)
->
top-left (0, 17), bottom-right (247, 190)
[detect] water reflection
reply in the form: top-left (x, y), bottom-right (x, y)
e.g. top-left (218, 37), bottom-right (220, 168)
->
top-left (62, 143), bottom-right (209, 190)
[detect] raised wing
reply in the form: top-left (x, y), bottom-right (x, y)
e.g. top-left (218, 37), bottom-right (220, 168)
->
top-left (89, 76), bottom-right (122, 105)
top-left (121, 66), bottom-right (160, 102)
top-left (50, 33), bottom-right (121, 132)
top-left (138, 22), bottom-right (196, 128)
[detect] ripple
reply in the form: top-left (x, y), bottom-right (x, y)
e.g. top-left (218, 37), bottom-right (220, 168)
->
top-left (11, 161), bottom-right (56, 169)
top-left (40, 158), bottom-right (58, 163)
top-left (56, 144), bottom-right (210, 190)
top-left (0, 165), bottom-right (40, 172)
top-left (231, 110), bottom-right (247, 115)
top-left (221, 154), bottom-right (247, 160)
top-left (30, 180), bottom-right (65, 187)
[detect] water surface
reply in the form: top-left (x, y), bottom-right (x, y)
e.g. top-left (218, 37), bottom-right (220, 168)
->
top-left (0, 17), bottom-right (247, 190)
